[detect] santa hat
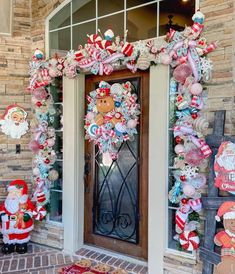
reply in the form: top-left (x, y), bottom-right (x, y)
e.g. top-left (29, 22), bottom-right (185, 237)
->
top-left (7, 179), bottom-right (28, 197)
top-left (215, 201), bottom-right (235, 222)
top-left (2, 104), bottom-right (27, 120)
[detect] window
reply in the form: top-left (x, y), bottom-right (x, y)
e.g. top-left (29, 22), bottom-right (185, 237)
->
top-left (48, 78), bottom-right (63, 223)
top-left (0, 0), bottom-right (12, 35)
top-left (47, 0), bottom-right (197, 55)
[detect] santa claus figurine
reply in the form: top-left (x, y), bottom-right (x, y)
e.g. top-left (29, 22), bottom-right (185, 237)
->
top-left (214, 201), bottom-right (235, 274)
top-left (0, 104), bottom-right (29, 139)
top-left (0, 180), bottom-right (35, 254)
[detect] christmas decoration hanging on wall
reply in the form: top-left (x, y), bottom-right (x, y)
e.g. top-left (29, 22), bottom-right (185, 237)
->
top-left (214, 141), bottom-right (235, 194)
top-left (0, 104), bottom-right (29, 139)
top-left (214, 201), bottom-right (235, 274)
top-left (85, 81), bottom-right (140, 160)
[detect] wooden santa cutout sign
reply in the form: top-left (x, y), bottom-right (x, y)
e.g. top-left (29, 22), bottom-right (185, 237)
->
top-left (214, 201), bottom-right (235, 274)
top-left (214, 141), bottom-right (235, 194)
top-left (0, 104), bottom-right (29, 139)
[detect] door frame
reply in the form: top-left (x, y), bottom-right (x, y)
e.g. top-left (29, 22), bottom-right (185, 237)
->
top-left (62, 65), bottom-right (169, 274)
top-left (84, 70), bottom-right (149, 259)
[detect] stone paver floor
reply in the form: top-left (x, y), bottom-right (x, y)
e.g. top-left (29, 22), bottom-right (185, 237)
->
top-left (0, 243), bottom-right (148, 274)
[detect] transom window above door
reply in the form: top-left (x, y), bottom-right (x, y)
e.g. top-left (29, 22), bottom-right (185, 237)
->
top-left (48, 0), bottom-right (197, 56)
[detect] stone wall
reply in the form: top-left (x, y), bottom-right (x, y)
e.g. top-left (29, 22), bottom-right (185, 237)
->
top-left (0, 0), bottom-right (31, 183)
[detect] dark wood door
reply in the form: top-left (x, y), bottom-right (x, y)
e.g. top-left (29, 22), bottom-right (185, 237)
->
top-left (84, 70), bottom-right (149, 260)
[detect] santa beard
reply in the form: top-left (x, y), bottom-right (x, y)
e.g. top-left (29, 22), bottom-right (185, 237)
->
top-left (5, 197), bottom-right (19, 214)
top-left (0, 119), bottom-right (28, 139)
top-left (217, 153), bottom-right (235, 170)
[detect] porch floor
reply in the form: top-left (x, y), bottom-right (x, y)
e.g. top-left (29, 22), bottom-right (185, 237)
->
top-left (0, 243), bottom-right (148, 274)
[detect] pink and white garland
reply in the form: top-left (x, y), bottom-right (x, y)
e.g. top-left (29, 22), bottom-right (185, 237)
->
top-left (28, 11), bottom-right (216, 233)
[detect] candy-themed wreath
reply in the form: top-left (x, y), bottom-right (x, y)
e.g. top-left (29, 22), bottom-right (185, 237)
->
top-left (85, 81), bottom-right (140, 160)
top-left (28, 11), bottom-right (216, 224)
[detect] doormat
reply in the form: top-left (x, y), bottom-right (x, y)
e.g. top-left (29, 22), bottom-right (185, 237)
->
top-left (59, 258), bottom-right (128, 274)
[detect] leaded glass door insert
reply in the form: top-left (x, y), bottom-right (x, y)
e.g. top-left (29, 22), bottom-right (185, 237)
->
top-left (93, 80), bottom-right (139, 243)
top-left (84, 70), bottom-right (148, 259)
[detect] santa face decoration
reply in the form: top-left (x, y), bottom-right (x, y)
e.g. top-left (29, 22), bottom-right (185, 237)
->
top-left (0, 105), bottom-right (29, 139)
top-left (214, 142), bottom-right (235, 194)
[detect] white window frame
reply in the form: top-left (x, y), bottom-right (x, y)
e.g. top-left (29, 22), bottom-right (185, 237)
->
top-left (0, 0), bottom-right (13, 36)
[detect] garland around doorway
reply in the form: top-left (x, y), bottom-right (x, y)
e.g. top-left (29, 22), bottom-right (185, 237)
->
top-left (28, 10), bottom-right (216, 251)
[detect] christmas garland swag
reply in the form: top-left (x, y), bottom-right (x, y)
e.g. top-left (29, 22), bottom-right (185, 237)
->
top-left (28, 10), bottom-right (217, 251)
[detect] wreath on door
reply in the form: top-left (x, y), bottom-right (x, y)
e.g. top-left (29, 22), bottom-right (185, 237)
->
top-left (85, 80), bottom-right (140, 160)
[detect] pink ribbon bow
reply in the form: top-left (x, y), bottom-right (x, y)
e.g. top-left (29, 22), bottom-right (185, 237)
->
top-left (33, 122), bottom-right (48, 141)
top-left (173, 125), bottom-right (195, 137)
top-left (79, 49), bottom-right (124, 76)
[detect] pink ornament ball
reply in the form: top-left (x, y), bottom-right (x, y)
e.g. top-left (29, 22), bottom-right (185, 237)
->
top-left (46, 138), bottom-right (55, 147)
top-left (127, 119), bottom-right (138, 129)
top-left (33, 167), bottom-right (40, 176)
top-left (29, 140), bottom-right (40, 154)
top-left (190, 83), bottom-right (203, 95)
top-left (160, 53), bottom-right (172, 65)
top-left (173, 63), bottom-right (192, 83)
top-left (33, 88), bottom-right (48, 100)
top-left (174, 144), bottom-right (185, 155)
top-left (185, 148), bottom-right (204, 166)
top-left (183, 184), bottom-right (196, 198)
top-left (49, 69), bottom-right (58, 78)
top-left (86, 112), bottom-right (95, 120)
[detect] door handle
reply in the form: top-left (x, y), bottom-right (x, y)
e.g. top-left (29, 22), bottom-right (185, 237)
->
top-left (84, 162), bottom-right (91, 176)
top-left (84, 153), bottom-right (91, 193)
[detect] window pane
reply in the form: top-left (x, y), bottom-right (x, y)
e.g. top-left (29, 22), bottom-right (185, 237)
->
top-left (126, 0), bottom-right (153, 9)
top-left (72, 0), bottom-right (96, 24)
top-left (49, 3), bottom-right (70, 30)
top-left (49, 28), bottom-right (71, 56)
top-left (159, 0), bottom-right (195, 36)
top-left (98, 13), bottom-right (124, 39)
top-left (49, 190), bottom-right (62, 222)
top-left (98, 0), bottom-right (124, 16)
top-left (127, 3), bottom-right (157, 42)
top-left (73, 21), bottom-right (96, 49)
top-left (0, 0), bottom-right (11, 34)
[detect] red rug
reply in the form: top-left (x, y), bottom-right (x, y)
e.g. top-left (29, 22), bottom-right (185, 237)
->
top-left (59, 259), bottom-right (128, 274)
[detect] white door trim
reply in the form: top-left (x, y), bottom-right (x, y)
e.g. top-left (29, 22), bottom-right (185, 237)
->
top-left (63, 66), bottom-right (169, 274)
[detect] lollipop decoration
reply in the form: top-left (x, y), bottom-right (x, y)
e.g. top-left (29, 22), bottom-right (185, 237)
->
top-left (85, 81), bottom-right (140, 160)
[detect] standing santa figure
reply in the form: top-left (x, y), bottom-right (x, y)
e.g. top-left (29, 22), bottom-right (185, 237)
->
top-left (0, 180), bottom-right (35, 254)
top-left (0, 104), bottom-right (29, 139)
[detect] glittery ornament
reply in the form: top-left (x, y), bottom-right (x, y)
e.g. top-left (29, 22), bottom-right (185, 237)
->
top-left (173, 64), bottom-right (192, 83)
top-left (48, 169), bottom-right (59, 181)
top-left (137, 55), bottom-right (150, 70)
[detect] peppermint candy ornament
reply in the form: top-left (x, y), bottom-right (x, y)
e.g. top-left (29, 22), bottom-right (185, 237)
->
top-left (33, 205), bottom-right (47, 221)
top-left (179, 230), bottom-right (200, 251)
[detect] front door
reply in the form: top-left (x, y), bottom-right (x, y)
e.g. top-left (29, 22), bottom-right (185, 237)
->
top-left (84, 70), bottom-right (149, 260)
